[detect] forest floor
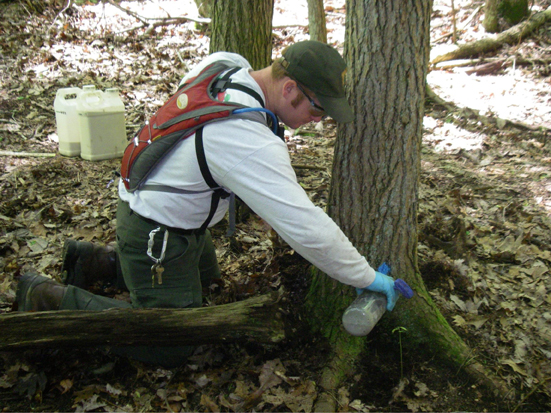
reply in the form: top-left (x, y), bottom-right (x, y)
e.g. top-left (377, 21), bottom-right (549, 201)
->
top-left (1, 0), bottom-right (551, 412)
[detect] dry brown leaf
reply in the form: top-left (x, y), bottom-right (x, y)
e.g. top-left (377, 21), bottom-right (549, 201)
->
top-left (259, 359), bottom-right (285, 390)
top-left (200, 393), bottom-right (219, 413)
top-left (501, 359), bottom-right (529, 377)
top-left (58, 379), bottom-right (73, 395)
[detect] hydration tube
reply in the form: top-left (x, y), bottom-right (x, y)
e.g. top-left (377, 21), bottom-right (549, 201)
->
top-left (234, 107), bottom-right (279, 135)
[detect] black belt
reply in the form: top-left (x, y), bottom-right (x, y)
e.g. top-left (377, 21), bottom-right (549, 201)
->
top-left (131, 209), bottom-right (205, 236)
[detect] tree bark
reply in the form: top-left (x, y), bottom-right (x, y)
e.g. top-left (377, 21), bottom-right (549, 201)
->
top-left (501, 0), bottom-right (529, 25)
top-left (433, 7), bottom-right (551, 64)
top-left (209, 0), bottom-right (274, 70)
top-left (307, 0), bottom-right (509, 410)
top-left (483, 0), bottom-right (501, 33)
top-left (0, 293), bottom-right (285, 351)
top-left (307, 2), bottom-right (434, 409)
top-left (307, 0), bottom-right (328, 43)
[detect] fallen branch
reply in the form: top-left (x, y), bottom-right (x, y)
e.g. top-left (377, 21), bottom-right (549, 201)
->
top-left (103, 0), bottom-right (210, 36)
top-left (104, 0), bottom-right (148, 24)
top-left (292, 164), bottom-right (326, 170)
top-left (117, 17), bottom-right (210, 37)
top-left (0, 151), bottom-right (56, 158)
top-left (49, 0), bottom-right (73, 31)
top-left (432, 6), bottom-right (484, 44)
top-left (431, 7), bottom-right (551, 64)
top-left (433, 56), bottom-right (551, 70)
top-left (103, 0), bottom-right (305, 36)
top-left (425, 85), bottom-right (551, 132)
top-left (0, 292), bottom-right (285, 351)
top-left (273, 24), bottom-right (308, 29)
top-left (512, 377), bottom-right (551, 412)
top-left (464, 59), bottom-right (506, 76)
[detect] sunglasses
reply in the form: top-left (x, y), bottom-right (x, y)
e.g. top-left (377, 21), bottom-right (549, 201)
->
top-left (296, 83), bottom-right (326, 118)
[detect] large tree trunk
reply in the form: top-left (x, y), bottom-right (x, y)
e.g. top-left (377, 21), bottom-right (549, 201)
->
top-left (0, 293), bottom-right (285, 351)
top-left (209, 0), bottom-right (274, 70)
top-left (306, 1), bottom-right (508, 410)
top-left (307, 0), bottom-right (328, 43)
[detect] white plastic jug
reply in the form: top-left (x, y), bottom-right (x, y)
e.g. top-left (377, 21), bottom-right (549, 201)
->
top-left (77, 88), bottom-right (127, 161)
top-left (54, 87), bottom-right (82, 157)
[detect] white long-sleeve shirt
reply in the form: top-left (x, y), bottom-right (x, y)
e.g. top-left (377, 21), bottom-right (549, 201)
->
top-left (119, 52), bottom-right (376, 288)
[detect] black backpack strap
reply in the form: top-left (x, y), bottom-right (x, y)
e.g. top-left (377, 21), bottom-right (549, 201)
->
top-left (226, 84), bottom-right (265, 108)
top-left (211, 67), bottom-right (241, 95)
top-left (195, 127), bottom-right (232, 233)
top-left (212, 67), bottom-right (266, 108)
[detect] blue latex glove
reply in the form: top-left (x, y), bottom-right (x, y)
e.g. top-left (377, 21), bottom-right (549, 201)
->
top-left (356, 265), bottom-right (398, 311)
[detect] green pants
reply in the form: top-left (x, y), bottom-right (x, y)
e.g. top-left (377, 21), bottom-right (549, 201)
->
top-left (60, 198), bottom-right (220, 367)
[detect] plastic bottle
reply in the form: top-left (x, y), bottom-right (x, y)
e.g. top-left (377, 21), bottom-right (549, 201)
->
top-left (54, 87), bottom-right (82, 157)
top-left (78, 87), bottom-right (127, 161)
top-left (342, 265), bottom-right (414, 337)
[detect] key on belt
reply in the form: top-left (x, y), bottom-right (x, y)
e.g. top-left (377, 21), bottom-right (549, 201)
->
top-left (147, 227), bottom-right (169, 287)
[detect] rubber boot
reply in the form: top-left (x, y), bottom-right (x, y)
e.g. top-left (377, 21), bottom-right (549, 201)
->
top-left (61, 239), bottom-right (126, 290)
top-left (16, 272), bottom-right (67, 312)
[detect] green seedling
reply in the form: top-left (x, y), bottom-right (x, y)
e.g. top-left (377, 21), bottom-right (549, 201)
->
top-left (392, 326), bottom-right (408, 379)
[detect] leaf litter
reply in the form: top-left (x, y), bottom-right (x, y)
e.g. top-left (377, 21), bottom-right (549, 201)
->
top-left (1, 0), bottom-right (551, 411)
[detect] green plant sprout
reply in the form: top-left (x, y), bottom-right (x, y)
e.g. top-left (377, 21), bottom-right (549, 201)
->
top-left (392, 326), bottom-right (408, 379)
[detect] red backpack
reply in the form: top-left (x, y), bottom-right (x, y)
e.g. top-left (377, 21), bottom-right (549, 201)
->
top-left (120, 61), bottom-right (280, 233)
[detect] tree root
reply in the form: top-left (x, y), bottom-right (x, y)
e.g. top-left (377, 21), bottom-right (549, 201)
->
top-left (313, 336), bottom-right (360, 412)
top-left (307, 275), bottom-right (514, 411)
top-left (313, 391), bottom-right (337, 412)
top-left (311, 326), bottom-right (513, 412)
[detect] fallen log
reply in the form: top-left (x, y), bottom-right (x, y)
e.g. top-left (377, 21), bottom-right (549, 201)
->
top-left (431, 7), bottom-right (551, 64)
top-left (0, 292), bottom-right (285, 351)
top-left (0, 151), bottom-right (56, 158)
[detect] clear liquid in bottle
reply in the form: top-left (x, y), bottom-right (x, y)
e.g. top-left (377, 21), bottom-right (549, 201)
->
top-left (342, 291), bottom-right (387, 336)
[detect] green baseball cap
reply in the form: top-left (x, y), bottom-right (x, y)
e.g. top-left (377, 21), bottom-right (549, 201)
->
top-left (281, 41), bottom-right (354, 123)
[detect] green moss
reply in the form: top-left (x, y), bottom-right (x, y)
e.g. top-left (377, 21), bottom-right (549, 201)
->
top-left (499, 0), bottom-right (529, 25)
top-left (304, 267), bottom-right (354, 340)
top-left (303, 267), bottom-right (369, 389)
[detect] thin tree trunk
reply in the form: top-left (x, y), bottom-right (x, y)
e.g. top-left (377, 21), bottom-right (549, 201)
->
top-left (0, 293), bottom-right (285, 351)
top-left (209, 0), bottom-right (274, 70)
top-left (483, 0), bottom-right (501, 33)
top-left (307, 0), bottom-right (328, 43)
